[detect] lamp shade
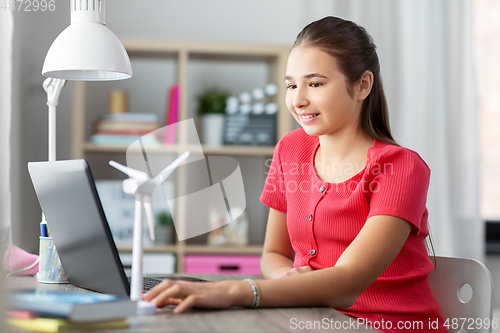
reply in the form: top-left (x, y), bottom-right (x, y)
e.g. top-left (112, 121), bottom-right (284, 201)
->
top-left (42, 0), bottom-right (132, 81)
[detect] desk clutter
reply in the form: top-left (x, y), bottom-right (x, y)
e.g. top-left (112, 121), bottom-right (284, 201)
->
top-left (3, 245), bottom-right (39, 277)
top-left (197, 84), bottom-right (279, 146)
top-left (90, 112), bottom-right (160, 145)
top-left (38, 236), bottom-right (67, 284)
top-left (6, 315), bottom-right (129, 332)
top-left (90, 89), bottom-right (161, 146)
top-left (6, 291), bottom-right (137, 332)
top-left (89, 83), bottom-right (280, 147)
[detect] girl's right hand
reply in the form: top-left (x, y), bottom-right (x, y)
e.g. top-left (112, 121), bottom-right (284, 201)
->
top-left (272, 265), bottom-right (313, 279)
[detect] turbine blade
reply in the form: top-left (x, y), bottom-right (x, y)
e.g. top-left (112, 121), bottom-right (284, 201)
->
top-left (153, 151), bottom-right (190, 185)
top-left (109, 160), bottom-right (148, 180)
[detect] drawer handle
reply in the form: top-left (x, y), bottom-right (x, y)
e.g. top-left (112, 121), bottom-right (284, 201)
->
top-left (219, 265), bottom-right (239, 271)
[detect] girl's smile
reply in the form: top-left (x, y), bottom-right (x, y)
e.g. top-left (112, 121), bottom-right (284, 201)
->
top-left (298, 112), bottom-right (320, 123)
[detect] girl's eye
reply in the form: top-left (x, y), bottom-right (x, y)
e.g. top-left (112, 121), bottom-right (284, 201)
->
top-left (286, 84), bottom-right (297, 90)
top-left (310, 82), bottom-right (323, 88)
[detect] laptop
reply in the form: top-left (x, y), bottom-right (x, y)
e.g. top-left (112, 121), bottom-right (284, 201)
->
top-left (28, 159), bottom-right (205, 296)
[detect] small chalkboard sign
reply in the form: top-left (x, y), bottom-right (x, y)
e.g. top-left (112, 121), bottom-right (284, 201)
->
top-left (223, 114), bottom-right (276, 146)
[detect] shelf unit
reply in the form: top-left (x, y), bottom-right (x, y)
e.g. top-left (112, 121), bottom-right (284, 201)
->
top-left (70, 39), bottom-right (292, 273)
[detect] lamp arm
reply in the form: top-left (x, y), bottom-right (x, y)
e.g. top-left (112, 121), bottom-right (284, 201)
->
top-left (42, 78), bottom-right (66, 162)
top-left (43, 78), bottom-right (66, 107)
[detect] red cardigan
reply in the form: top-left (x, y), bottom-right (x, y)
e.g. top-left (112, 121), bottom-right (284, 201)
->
top-left (260, 129), bottom-right (446, 333)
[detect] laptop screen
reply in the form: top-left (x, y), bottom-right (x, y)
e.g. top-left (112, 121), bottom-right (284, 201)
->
top-left (28, 159), bottom-right (130, 296)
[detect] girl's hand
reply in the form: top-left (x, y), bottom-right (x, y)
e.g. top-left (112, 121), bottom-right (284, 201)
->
top-left (142, 280), bottom-right (251, 313)
top-left (272, 265), bottom-right (313, 279)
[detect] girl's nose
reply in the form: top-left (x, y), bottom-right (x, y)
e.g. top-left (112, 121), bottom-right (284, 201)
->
top-left (292, 87), bottom-right (309, 109)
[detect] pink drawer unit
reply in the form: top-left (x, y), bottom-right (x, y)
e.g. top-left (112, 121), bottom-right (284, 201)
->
top-left (184, 254), bottom-right (261, 275)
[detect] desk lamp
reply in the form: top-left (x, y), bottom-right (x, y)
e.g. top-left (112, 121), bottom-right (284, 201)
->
top-left (40, 0), bottom-right (160, 312)
top-left (42, 0), bottom-right (132, 162)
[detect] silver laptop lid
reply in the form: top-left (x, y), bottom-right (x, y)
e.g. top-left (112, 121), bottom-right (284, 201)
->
top-left (28, 159), bottom-right (129, 296)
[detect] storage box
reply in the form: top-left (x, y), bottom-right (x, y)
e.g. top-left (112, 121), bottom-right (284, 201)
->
top-left (184, 254), bottom-right (261, 275)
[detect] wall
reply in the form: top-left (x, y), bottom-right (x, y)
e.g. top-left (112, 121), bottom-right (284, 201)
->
top-left (11, 3), bottom-right (72, 252)
top-left (11, 0), bottom-right (310, 252)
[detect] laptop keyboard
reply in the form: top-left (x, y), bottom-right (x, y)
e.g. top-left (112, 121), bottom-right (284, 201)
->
top-left (127, 276), bottom-right (163, 292)
top-left (127, 276), bottom-right (209, 292)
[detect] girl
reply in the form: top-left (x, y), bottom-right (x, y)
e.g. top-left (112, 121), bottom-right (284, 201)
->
top-left (143, 16), bottom-right (446, 333)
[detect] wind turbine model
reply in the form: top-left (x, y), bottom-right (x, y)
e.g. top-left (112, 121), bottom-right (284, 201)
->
top-left (109, 151), bottom-right (190, 314)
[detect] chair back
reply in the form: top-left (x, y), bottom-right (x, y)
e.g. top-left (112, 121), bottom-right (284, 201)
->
top-left (428, 256), bottom-right (493, 333)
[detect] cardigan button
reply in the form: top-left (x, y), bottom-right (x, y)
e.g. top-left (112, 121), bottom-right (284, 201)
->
top-left (308, 215), bottom-right (313, 221)
top-left (310, 249), bottom-right (316, 256)
top-left (320, 186), bottom-right (325, 193)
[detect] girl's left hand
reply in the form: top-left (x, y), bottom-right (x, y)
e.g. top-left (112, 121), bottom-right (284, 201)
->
top-left (142, 280), bottom-right (251, 314)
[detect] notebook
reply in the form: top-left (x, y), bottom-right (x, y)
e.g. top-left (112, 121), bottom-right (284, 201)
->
top-left (7, 291), bottom-right (136, 322)
top-left (6, 317), bottom-right (129, 332)
top-left (28, 159), bottom-right (206, 297)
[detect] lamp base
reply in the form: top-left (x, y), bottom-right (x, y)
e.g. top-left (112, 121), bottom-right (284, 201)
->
top-left (136, 300), bottom-right (157, 315)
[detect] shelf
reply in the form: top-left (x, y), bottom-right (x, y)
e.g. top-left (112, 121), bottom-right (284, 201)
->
top-left (199, 145), bottom-right (274, 156)
top-left (121, 38), bottom-right (290, 58)
top-left (117, 245), bottom-right (177, 253)
top-left (185, 245), bottom-right (263, 255)
top-left (117, 244), bottom-right (263, 255)
top-left (84, 142), bottom-right (275, 156)
top-left (84, 142), bottom-right (179, 153)
top-left (84, 142), bottom-right (183, 153)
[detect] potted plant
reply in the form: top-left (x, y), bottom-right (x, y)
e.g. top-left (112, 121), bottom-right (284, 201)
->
top-left (198, 88), bottom-right (231, 146)
top-left (155, 211), bottom-right (175, 245)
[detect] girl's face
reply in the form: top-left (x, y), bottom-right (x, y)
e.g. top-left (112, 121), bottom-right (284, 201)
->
top-left (285, 46), bottom-right (363, 137)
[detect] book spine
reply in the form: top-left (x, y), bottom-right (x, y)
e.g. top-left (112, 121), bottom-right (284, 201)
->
top-left (90, 135), bottom-right (159, 145)
top-left (102, 113), bottom-right (159, 123)
top-left (94, 129), bottom-right (155, 136)
top-left (163, 85), bottom-right (176, 143)
top-left (95, 122), bottom-right (158, 132)
top-left (166, 84), bottom-right (180, 144)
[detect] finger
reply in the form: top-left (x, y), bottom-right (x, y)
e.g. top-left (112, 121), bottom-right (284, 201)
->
top-left (143, 280), bottom-right (173, 300)
top-left (155, 297), bottom-right (182, 306)
top-left (143, 279), bottom-right (175, 301)
top-left (173, 294), bottom-right (199, 314)
top-left (297, 266), bottom-right (312, 273)
top-left (151, 284), bottom-right (183, 307)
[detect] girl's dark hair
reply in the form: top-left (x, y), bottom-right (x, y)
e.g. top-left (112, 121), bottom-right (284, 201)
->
top-left (292, 17), bottom-right (442, 258)
top-left (293, 16), bottom-right (398, 146)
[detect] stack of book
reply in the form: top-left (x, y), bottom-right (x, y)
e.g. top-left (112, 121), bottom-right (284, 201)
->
top-left (90, 113), bottom-right (160, 145)
top-left (6, 291), bottom-right (137, 332)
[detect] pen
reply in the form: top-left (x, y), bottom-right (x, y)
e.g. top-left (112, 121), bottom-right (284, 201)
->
top-left (40, 221), bottom-right (48, 238)
top-left (44, 238), bottom-right (53, 280)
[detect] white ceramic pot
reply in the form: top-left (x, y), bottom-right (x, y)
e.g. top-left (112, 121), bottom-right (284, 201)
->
top-left (155, 226), bottom-right (174, 245)
top-left (202, 114), bottom-right (225, 146)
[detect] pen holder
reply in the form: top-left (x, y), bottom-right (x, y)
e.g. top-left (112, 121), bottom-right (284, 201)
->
top-left (38, 236), bottom-right (68, 284)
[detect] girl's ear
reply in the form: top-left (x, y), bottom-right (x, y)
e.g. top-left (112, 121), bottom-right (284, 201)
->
top-left (357, 70), bottom-right (374, 101)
